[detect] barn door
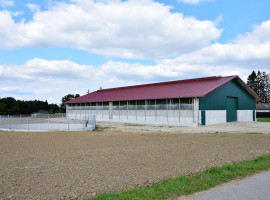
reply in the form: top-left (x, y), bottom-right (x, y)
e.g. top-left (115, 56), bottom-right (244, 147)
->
top-left (226, 97), bottom-right (238, 122)
top-left (201, 110), bottom-right (206, 126)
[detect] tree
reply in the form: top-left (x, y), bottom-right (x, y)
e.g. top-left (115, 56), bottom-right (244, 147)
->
top-left (0, 103), bottom-right (7, 115)
top-left (247, 70), bottom-right (258, 94)
top-left (48, 104), bottom-right (60, 114)
top-left (0, 97), bottom-right (60, 115)
top-left (247, 70), bottom-right (270, 103)
top-left (60, 94), bottom-right (80, 113)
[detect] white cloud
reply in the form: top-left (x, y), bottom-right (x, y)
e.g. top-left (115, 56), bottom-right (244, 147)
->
top-left (1, 20), bottom-right (270, 103)
top-left (164, 20), bottom-right (270, 67)
top-left (0, 0), bottom-right (13, 8)
top-left (26, 3), bottom-right (40, 13)
top-left (177, 0), bottom-right (212, 5)
top-left (0, 0), bottom-right (221, 58)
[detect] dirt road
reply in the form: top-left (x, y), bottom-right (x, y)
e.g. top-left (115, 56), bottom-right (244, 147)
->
top-left (1, 130), bottom-right (270, 200)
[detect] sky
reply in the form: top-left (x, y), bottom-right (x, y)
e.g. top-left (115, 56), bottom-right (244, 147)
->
top-left (0, 0), bottom-right (270, 104)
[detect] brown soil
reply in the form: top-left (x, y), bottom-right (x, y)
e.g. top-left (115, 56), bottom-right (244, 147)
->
top-left (0, 130), bottom-right (270, 200)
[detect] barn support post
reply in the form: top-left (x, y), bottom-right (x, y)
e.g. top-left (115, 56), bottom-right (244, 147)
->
top-left (193, 98), bottom-right (195, 123)
top-left (145, 100), bottom-right (147, 122)
top-left (197, 99), bottom-right (200, 127)
top-left (166, 99), bottom-right (168, 122)
top-left (78, 103), bottom-right (80, 119)
top-left (155, 99), bottom-right (157, 121)
top-left (85, 103), bottom-right (87, 118)
top-left (102, 102), bottom-right (103, 119)
top-left (109, 102), bottom-right (113, 119)
top-left (127, 100), bottom-right (128, 120)
top-left (179, 98), bottom-right (181, 122)
top-left (136, 100), bottom-right (137, 121)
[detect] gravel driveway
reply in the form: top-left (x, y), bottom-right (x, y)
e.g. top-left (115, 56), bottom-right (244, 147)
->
top-left (1, 122), bottom-right (270, 200)
top-left (96, 121), bottom-right (270, 134)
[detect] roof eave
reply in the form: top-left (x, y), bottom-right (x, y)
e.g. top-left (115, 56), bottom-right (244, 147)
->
top-left (234, 76), bottom-right (261, 101)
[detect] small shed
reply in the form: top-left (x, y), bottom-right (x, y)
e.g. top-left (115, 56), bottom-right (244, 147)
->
top-left (66, 75), bottom-right (259, 126)
top-left (256, 103), bottom-right (270, 112)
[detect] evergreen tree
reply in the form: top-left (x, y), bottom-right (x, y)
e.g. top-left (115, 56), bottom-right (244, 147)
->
top-left (247, 70), bottom-right (270, 103)
top-left (0, 97), bottom-right (60, 115)
top-left (247, 70), bottom-right (258, 95)
top-left (60, 94), bottom-right (80, 113)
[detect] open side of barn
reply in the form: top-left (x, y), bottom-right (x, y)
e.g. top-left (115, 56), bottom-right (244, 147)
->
top-left (66, 76), bottom-right (259, 127)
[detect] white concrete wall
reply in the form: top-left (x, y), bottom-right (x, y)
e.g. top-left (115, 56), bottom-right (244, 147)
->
top-left (67, 109), bottom-right (199, 127)
top-left (237, 110), bottom-right (253, 122)
top-left (67, 109), bottom-right (255, 126)
top-left (205, 110), bottom-right (226, 125)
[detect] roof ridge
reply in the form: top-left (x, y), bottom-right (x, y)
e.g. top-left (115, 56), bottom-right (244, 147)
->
top-left (96, 75), bottom-right (234, 93)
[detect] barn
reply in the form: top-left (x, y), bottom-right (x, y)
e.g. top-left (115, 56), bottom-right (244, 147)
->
top-left (66, 75), bottom-right (260, 127)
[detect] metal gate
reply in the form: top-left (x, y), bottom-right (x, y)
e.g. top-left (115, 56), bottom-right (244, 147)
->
top-left (226, 97), bottom-right (238, 122)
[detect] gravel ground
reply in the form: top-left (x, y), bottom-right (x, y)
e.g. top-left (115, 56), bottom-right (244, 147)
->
top-left (1, 122), bottom-right (270, 200)
top-left (96, 121), bottom-right (270, 134)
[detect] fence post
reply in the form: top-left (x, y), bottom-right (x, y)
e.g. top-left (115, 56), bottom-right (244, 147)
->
top-left (48, 114), bottom-right (50, 131)
top-left (9, 115), bottom-right (11, 131)
top-left (82, 116), bottom-right (85, 131)
top-left (27, 116), bottom-right (29, 132)
top-left (68, 116), bottom-right (70, 132)
top-left (93, 115), bottom-right (96, 130)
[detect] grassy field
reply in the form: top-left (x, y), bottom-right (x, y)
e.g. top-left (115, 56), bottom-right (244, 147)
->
top-left (257, 118), bottom-right (270, 122)
top-left (89, 155), bottom-right (270, 200)
top-left (35, 113), bottom-right (66, 118)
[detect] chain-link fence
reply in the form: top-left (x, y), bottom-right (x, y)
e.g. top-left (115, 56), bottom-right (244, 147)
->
top-left (0, 114), bottom-right (95, 132)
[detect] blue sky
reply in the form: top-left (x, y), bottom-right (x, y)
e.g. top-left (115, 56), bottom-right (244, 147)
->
top-left (0, 0), bottom-right (270, 104)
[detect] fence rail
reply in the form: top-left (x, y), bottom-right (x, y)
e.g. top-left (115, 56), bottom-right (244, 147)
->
top-left (0, 114), bottom-right (95, 132)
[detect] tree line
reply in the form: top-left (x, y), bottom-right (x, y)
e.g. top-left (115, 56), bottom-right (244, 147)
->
top-left (247, 70), bottom-right (270, 103)
top-left (0, 94), bottom-right (80, 115)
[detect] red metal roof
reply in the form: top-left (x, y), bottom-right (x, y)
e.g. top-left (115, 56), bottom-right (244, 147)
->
top-left (66, 75), bottom-right (259, 104)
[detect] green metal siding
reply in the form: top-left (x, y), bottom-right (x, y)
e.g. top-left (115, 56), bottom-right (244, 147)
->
top-left (199, 80), bottom-right (256, 110)
top-left (226, 97), bottom-right (238, 122)
top-left (201, 110), bottom-right (206, 125)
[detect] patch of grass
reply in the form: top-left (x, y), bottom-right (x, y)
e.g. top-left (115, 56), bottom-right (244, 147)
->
top-left (35, 113), bottom-right (66, 118)
top-left (257, 118), bottom-right (270, 122)
top-left (123, 123), bottom-right (144, 127)
top-left (245, 132), bottom-right (264, 135)
top-left (87, 154), bottom-right (270, 200)
top-left (93, 124), bottom-right (108, 132)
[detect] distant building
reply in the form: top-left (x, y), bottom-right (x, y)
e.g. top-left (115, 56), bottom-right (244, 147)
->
top-left (66, 75), bottom-right (259, 127)
top-left (256, 103), bottom-right (270, 112)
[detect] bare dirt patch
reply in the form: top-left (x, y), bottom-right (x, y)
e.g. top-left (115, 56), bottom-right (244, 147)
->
top-left (1, 128), bottom-right (270, 200)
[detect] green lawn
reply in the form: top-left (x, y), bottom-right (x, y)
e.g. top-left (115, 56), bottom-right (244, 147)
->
top-left (35, 113), bottom-right (66, 118)
top-left (88, 155), bottom-right (270, 200)
top-left (245, 132), bottom-right (264, 135)
top-left (257, 118), bottom-right (270, 122)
